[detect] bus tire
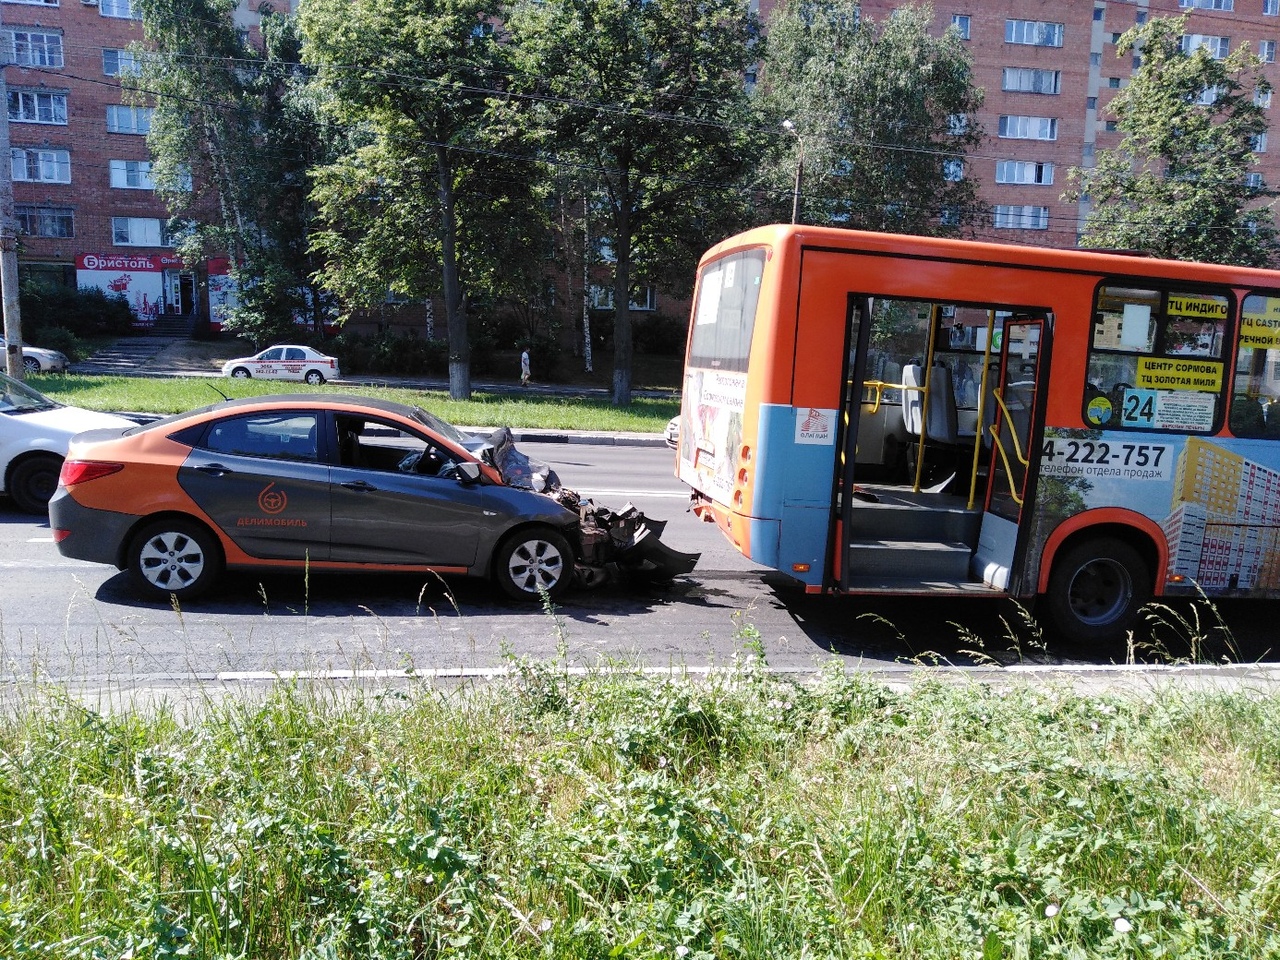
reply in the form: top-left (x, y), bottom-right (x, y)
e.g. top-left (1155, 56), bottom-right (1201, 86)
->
top-left (1045, 537), bottom-right (1150, 645)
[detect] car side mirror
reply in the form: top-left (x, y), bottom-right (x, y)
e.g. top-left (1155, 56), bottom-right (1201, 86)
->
top-left (456, 461), bottom-right (482, 484)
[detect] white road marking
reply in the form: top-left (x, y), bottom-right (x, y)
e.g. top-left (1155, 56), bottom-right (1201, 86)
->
top-left (581, 489), bottom-right (690, 499)
top-left (27, 537), bottom-right (54, 543)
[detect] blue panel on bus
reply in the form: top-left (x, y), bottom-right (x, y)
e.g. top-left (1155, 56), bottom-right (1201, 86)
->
top-left (756, 403), bottom-right (838, 586)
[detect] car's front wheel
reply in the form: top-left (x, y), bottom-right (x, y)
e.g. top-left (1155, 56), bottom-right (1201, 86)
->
top-left (22, 356), bottom-right (40, 375)
top-left (304, 369), bottom-right (326, 386)
top-left (9, 453), bottom-right (62, 514)
top-left (129, 518), bottom-right (224, 600)
top-left (230, 367), bottom-right (251, 379)
top-left (494, 527), bottom-right (573, 602)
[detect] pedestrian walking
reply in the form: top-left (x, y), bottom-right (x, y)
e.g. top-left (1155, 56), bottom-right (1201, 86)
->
top-left (520, 346), bottom-right (531, 386)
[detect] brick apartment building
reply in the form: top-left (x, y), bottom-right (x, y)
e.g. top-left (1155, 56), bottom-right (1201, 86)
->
top-left (829, 0), bottom-right (1280, 249)
top-left (1, 0), bottom-right (284, 331)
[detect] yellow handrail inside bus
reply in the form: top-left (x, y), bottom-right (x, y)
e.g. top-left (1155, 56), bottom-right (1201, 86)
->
top-left (988, 388), bottom-right (1029, 468)
top-left (983, 424), bottom-right (1024, 506)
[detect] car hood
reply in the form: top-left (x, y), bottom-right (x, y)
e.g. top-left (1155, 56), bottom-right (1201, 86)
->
top-left (6, 405), bottom-right (134, 438)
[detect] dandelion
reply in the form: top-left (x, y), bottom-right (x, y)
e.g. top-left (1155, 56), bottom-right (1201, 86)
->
top-left (1114, 917), bottom-right (1132, 933)
top-left (539, 918), bottom-right (552, 932)
top-left (675, 946), bottom-right (690, 958)
top-left (1045, 904), bottom-right (1060, 918)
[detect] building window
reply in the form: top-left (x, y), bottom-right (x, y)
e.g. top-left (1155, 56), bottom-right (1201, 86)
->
top-left (1262, 40), bottom-right (1277, 63)
top-left (109, 159), bottom-right (154, 189)
top-left (8, 90), bottom-right (67, 125)
top-left (102, 48), bottom-right (140, 76)
top-left (1179, 0), bottom-right (1233, 8)
top-left (1181, 34), bottom-right (1231, 58)
top-left (1247, 172), bottom-right (1264, 188)
top-left (951, 14), bottom-right (970, 40)
top-left (1257, 89), bottom-right (1273, 108)
top-left (1267, 0), bottom-right (1280, 15)
top-left (106, 105), bottom-right (152, 134)
top-left (1104, 120), bottom-right (1119, 132)
top-left (1002, 67), bottom-right (1061, 94)
top-left (112, 217), bottom-right (171, 246)
top-left (1087, 96), bottom-right (1097, 109)
top-left (1254, 132), bottom-right (1269, 152)
top-left (2, 0), bottom-right (59, 5)
top-left (100, 0), bottom-right (140, 19)
top-left (1197, 86), bottom-right (1224, 105)
top-left (947, 113), bottom-right (969, 134)
top-left (1005, 19), bottom-right (1064, 47)
top-left (15, 205), bottom-right (73, 238)
top-left (8, 30), bottom-right (63, 67)
top-left (996, 160), bottom-right (1054, 185)
top-left (993, 205), bottom-right (1050, 230)
top-left (1093, 7), bottom-right (1104, 20)
top-left (11, 147), bottom-right (69, 183)
top-left (1108, 76), bottom-right (1122, 88)
top-left (1137, 11), bottom-right (1148, 24)
top-left (943, 158), bottom-right (964, 181)
top-left (1111, 32), bottom-right (1122, 44)
top-left (589, 284), bottom-right (657, 311)
top-left (997, 114), bottom-right (1058, 140)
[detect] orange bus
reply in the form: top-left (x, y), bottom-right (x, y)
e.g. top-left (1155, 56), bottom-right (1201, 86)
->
top-left (676, 224), bottom-right (1280, 643)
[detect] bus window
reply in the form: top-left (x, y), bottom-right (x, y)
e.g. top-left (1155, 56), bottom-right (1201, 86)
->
top-left (688, 249), bottom-right (766, 373)
top-left (1084, 283), bottom-right (1229, 432)
top-left (1234, 292), bottom-right (1280, 438)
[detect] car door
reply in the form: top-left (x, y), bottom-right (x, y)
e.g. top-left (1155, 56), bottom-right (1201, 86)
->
top-left (281, 347), bottom-right (307, 381)
top-left (327, 414), bottom-right (488, 568)
top-left (177, 410), bottom-right (331, 561)
top-left (252, 347), bottom-right (285, 379)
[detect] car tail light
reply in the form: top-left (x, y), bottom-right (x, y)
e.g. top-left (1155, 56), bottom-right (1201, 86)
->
top-left (59, 460), bottom-right (124, 486)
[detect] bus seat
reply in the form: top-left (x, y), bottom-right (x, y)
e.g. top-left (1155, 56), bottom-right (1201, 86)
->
top-left (902, 363), bottom-right (959, 444)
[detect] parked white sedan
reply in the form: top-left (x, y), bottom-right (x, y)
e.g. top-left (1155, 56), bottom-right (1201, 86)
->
top-left (0, 337), bottom-right (70, 374)
top-left (221, 345), bottom-right (340, 385)
top-left (1, 370), bottom-right (135, 513)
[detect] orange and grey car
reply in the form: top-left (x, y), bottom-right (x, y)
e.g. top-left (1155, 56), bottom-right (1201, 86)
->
top-left (50, 394), bottom-right (697, 602)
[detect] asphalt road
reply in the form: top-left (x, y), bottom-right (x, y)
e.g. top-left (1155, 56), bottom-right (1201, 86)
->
top-left (2, 441), bottom-right (1277, 690)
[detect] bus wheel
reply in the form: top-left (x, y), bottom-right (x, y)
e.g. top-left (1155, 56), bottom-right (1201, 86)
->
top-left (1045, 537), bottom-right (1150, 645)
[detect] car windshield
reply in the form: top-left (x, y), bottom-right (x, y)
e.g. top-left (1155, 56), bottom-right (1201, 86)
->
top-left (0, 371), bottom-right (60, 414)
top-left (411, 406), bottom-right (476, 447)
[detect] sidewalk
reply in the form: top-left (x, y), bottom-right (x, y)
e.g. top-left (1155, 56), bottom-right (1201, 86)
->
top-left (74, 337), bottom-right (678, 448)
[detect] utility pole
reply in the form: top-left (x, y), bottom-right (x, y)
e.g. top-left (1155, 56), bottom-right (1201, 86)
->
top-left (0, 6), bottom-right (23, 381)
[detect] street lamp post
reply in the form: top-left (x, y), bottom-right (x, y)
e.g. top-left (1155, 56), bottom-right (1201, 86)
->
top-left (782, 119), bottom-right (804, 224)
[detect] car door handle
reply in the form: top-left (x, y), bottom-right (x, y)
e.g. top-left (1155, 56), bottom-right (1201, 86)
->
top-left (195, 463), bottom-right (231, 476)
top-left (340, 480), bottom-right (377, 492)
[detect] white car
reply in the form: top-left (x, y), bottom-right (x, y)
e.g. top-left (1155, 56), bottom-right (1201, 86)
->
top-left (0, 337), bottom-right (70, 374)
top-left (222, 344), bottom-right (340, 385)
top-left (665, 415), bottom-right (680, 448)
top-left (1, 371), bottom-right (135, 513)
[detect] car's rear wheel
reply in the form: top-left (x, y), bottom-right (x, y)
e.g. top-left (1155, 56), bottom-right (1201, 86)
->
top-left (22, 356), bottom-right (40, 374)
top-left (129, 518), bottom-right (223, 600)
top-left (1045, 537), bottom-right (1150, 645)
top-left (304, 369), bottom-right (325, 386)
top-left (9, 454), bottom-right (62, 514)
top-left (494, 527), bottom-right (573, 602)
top-left (230, 367), bottom-right (251, 379)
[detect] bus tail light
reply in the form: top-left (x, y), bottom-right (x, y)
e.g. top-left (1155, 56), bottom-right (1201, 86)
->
top-left (792, 563), bottom-right (811, 573)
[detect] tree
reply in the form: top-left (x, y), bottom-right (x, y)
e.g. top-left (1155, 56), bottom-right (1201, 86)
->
top-left (300, 0), bottom-right (545, 400)
top-left (509, 0), bottom-right (761, 406)
top-left (1069, 15), bottom-right (1279, 266)
top-left (756, 1), bottom-right (983, 233)
top-left (133, 0), bottom-right (333, 344)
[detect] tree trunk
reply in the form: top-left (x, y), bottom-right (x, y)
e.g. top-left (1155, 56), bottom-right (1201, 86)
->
top-left (611, 176), bottom-right (632, 406)
top-left (436, 144), bottom-right (471, 400)
top-left (581, 190), bottom-right (593, 373)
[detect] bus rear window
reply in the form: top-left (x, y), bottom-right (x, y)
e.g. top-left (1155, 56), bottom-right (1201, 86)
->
top-left (688, 249), bottom-right (765, 373)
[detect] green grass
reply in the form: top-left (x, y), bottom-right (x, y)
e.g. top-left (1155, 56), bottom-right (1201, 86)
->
top-left (3, 648), bottom-right (1279, 959)
top-left (30, 374), bottom-right (679, 433)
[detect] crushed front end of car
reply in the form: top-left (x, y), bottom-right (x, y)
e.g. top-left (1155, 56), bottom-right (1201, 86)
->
top-left (478, 427), bottom-right (700, 587)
